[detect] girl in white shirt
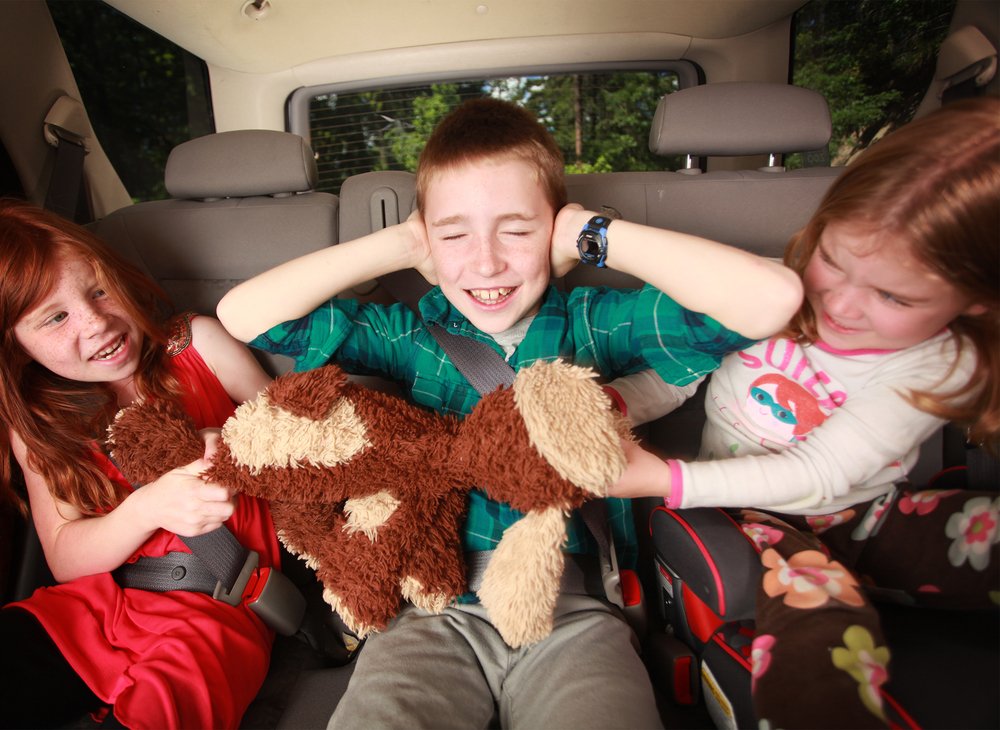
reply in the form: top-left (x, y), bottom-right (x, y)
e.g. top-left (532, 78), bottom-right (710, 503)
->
top-left (612, 97), bottom-right (999, 728)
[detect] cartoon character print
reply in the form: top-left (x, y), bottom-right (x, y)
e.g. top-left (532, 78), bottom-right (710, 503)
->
top-left (746, 373), bottom-right (828, 444)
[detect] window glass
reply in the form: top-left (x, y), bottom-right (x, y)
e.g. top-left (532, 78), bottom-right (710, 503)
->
top-left (305, 71), bottom-right (682, 196)
top-left (791, 0), bottom-right (956, 167)
top-left (47, 0), bottom-right (213, 201)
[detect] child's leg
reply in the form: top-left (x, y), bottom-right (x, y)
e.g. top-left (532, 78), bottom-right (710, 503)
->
top-left (836, 488), bottom-right (1000, 609)
top-left (327, 604), bottom-right (499, 730)
top-left (501, 594), bottom-right (663, 730)
top-left (732, 509), bottom-right (891, 729)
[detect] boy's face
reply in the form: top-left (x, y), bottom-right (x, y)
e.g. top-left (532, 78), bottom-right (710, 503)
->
top-left (423, 158), bottom-right (553, 334)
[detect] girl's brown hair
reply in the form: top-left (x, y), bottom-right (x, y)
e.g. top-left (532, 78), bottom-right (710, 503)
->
top-left (783, 97), bottom-right (1000, 444)
top-left (415, 98), bottom-right (568, 215)
top-left (0, 200), bottom-right (180, 515)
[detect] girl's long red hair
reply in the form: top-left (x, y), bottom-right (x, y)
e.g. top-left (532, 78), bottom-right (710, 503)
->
top-left (0, 199), bottom-right (181, 515)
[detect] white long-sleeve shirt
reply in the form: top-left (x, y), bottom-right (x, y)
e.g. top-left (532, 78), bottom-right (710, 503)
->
top-left (674, 331), bottom-right (976, 515)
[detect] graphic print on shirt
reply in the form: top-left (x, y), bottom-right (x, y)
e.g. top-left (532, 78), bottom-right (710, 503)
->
top-left (712, 339), bottom-right (848, 453)
top-left (746, 373), bottom-right (828, 443)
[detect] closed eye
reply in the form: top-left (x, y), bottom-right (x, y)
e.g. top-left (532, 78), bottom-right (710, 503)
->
top-left (817, 245), bottom-right (839, 269)
top-left (877, 289), bottom-right (911, 307)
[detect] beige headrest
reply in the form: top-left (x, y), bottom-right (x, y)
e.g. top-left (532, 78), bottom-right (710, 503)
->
top-left (649, 82), bottom-right (832, 156)
top-left (165, 129), bottom-right (318, 200)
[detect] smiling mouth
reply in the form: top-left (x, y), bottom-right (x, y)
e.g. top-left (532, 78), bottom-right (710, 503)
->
top-left (822, 312), bottom-right (859, 334)
top-left (92, 334), bottom-right (126, 360)
top-left (468, 287), bottom-right (515, 305)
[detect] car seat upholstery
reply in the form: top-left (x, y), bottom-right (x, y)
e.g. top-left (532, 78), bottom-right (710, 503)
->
top-left (91, 129), bottom-right (340, 376)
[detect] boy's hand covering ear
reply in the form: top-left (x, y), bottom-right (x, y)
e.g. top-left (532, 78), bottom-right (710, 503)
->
top-left (405, 210), bottom-right (438, 286)
top-left (550, 204), bottom-right (587, 278)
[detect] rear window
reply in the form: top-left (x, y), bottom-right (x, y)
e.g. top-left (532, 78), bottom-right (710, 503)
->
top-left (291, 68), bottom-right (691, 196)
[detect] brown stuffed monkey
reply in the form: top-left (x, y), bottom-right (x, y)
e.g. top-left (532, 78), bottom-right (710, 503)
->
top-left (107, 359), bottom-right (629, 647)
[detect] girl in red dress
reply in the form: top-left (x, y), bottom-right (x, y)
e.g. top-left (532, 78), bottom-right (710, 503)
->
top-left (0, 199), bottom-right (281, 729)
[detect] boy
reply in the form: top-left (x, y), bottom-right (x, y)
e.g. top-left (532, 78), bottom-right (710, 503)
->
top-left (218, 98), bottom-right (802, 728)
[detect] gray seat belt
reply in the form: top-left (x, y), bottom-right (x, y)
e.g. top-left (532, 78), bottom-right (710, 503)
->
top-left (108, 456), bottom-right (307, 636)
top-left (426, 324), bottom-right (514, 392)
top-left (41, 95), bottom-right (91, 222)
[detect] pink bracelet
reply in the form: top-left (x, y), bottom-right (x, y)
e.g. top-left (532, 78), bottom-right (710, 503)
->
top-left (664, 459), bottom-right (684, 508)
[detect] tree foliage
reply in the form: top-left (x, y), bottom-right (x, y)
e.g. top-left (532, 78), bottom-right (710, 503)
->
top-left (793, 0), bottom-right (955, 164)
top-left (48, 0), bottom-right (212, 201)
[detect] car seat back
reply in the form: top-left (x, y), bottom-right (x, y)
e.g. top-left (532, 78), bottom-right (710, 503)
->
top-left (91, 129), bottom-right (340, 376)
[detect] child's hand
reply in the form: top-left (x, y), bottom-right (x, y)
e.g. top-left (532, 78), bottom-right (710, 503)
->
top-left (606, 438), bottom-right (672, 499)
top-left (405, 209), bottom-right (438, 285)
top-left (140, 458), bottom-right (236, 537)
top-left (200, 427), bottom-right (222, 463)
top-left (551, 204), bottom-right (590, 278)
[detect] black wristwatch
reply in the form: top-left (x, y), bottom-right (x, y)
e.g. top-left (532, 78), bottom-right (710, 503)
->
top-left (577, 215), bottom-right (611, 268)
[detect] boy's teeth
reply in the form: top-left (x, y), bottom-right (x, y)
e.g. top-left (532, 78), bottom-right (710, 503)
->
top-left (470, 287), bottom-right (512, 303)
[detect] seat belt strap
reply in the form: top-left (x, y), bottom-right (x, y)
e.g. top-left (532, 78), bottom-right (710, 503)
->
top-left (426, 324), bottom-right (514, 392)
top-left (43, 126), bottom-right (87, 220)
top-left (465, 550), bottom-right (605, 597)
top-left (579, 499), bottom-right (625, 609)
top-left (180, 527), bottom-right (251, 595)
top-left (114, 551), bottom-right (220, 594)
top-left (41, 95), bottom-right (91, 221)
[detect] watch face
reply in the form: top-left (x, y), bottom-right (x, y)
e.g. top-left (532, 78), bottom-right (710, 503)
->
top-left (580, 233), bottom-right (601, 257)
top-left (578, 216), bottom-right (609, 266)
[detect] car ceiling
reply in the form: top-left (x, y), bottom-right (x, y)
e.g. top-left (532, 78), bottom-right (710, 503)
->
top-left (105, 0), bottom-right (807, 75)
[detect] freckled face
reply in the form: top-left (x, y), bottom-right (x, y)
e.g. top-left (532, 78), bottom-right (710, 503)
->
top-left (803, 222), bottom-right (983, 351)
top-left (423, 158), bottom-right (553, 334)
top-left (13, 253), bottom-right (142, 396)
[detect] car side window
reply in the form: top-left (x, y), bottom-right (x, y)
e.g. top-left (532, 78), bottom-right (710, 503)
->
top-left (790, 0), bottom-right (956, 168)
top-left (46, 0), bottom-right (214, 202)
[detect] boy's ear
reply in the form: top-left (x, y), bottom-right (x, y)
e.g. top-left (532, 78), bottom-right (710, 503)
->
top-left (964, 302), bottom-right (989, 317)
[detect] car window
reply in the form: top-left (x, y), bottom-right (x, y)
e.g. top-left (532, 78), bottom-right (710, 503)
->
top-left (45, 0), bottom-right (957, 197)
top-left (46, 0), bottom-right (213, 202)
top-left (291, 67), bottom-right (693, 196)
top-left (790, 0), bottom-right (956, 167)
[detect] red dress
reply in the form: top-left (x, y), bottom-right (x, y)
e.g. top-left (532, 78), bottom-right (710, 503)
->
top-left (10, 315), bottom-right (280, 730)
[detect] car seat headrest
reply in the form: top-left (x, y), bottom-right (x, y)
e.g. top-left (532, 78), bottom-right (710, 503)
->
top-left (648, 82), bottom-right (832, 157)
top-left (165, 129), bottom-right (319, 200)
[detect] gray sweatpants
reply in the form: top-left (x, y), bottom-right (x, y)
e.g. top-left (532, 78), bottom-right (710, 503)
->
top-left (327, 594), bottom-right (663, 730)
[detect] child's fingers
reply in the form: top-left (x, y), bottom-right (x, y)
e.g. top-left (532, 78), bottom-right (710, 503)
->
top-left (200, 428), bottom-right (222, 461)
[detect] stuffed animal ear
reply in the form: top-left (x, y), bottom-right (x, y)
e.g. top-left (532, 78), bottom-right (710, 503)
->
top-left (106, 400), bottom-right (204, 485)
top-left (264, 365), bottom-right (350, 421)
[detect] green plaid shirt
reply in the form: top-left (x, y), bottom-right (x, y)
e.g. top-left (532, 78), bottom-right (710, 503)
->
top-left (251, 283), bottom-right (752, 577)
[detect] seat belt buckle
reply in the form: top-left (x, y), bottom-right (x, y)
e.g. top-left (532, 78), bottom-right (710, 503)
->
top-left (245, 566), bottom-right (307, 637)
top-left (212, 549), bottom-right (259, 607)
top-left (601, 537), bottom-right (625, 609)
